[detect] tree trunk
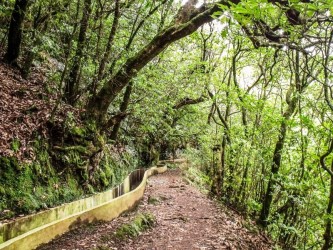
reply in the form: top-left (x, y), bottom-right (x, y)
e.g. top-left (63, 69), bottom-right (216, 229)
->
top-left (4, 0), bottom-right (29, 65)
top-left (110, 82), bottom-right (133, 141)
top-left (64, 0), bottom-right (92, 105)
top-left (258, 118), bottom-right (288, 227)
top-left (322, 159), bottom-right (333, 250)
top-left (259, 51), bottom-right (302, 227)
top-left (22, 5), bottom-right (50, 78)
top-left (211, 145), bottom-right (222, 196)
top-left (86, 3), bottom-right (219, 125)
top-left (93, 0), bottom-right (120, 91)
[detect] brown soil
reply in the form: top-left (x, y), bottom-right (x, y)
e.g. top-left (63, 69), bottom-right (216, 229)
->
top-left (37, 169), bottom-right (273, 250)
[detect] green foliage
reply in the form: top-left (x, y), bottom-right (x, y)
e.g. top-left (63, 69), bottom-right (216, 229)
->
top-left (166, 162), bottom-right (178, 169)
top-left (0, 133), bottom-right (136, 219)
top-left (183, 164), bottom-right (212, 193)
top-left (0, 151), bottom-right (83, 216)
top-left (1, 0), bottom-right (333, 248)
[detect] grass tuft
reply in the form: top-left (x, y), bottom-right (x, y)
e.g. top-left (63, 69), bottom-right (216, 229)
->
top-left (114, 213), bottom-right (155, 240)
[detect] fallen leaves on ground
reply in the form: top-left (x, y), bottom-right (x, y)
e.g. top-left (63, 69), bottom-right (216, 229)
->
top-left (0, 61), bottom-right (80, 161)
top-left (38, 169), bottom-right (273, 250)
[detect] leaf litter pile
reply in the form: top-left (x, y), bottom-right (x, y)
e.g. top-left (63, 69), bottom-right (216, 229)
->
top-left (0, 61), bottom-right (79, 160)
top-left (38, 169), bottom-right (273, 250)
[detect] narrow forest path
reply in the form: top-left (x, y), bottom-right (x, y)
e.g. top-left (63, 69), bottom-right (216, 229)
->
top-left (38, 169), bottom-right (272, 250)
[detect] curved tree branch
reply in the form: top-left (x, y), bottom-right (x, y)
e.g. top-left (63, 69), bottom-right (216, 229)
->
top-left (320, 140), bottom-right (333, 177)
top-left (87, 1), bottom-right (224, 124)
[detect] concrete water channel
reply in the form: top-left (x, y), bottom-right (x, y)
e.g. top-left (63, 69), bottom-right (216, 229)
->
top-left (0, 163), bottom-right (174, 250)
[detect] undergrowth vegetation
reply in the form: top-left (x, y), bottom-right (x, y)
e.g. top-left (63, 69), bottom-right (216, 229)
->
top-left (183, 166), bottom-right (212, 194)
top-left (1, 0), bottom-right (333, 248)
top-left (0, 136), bottom-right (137, 219)
top-left (114, 213), bottom-right (155, 239)
top-left (182, 148), bottom-right (212, 193)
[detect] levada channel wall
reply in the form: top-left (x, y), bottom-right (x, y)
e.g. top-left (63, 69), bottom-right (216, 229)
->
top-left (0, 164), bottom-right (168, 250)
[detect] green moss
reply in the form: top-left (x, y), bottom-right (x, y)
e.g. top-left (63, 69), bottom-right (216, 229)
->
top-left (15, 193), bottom-right (40, 213)
top-left (70, 126), bottom-right (87, 137)
top-left (0, 156), bottom-right (20, 170)
top-left (86, 184), bottom-right (95, 194)
top-left (57, 145), bottom-right (90, 154)
top-left (148, 196), bottom-right (160, 205)
top-left (58, 176), bottom-right (83, 202)
top-left (0, 209), bottom-right (15, 219)
top-left (0, 186), bottom-right (5, 195)
top-left (0, 150), bottom-right (82, 217)
top-left (104, 164), bottom-right (113, 180)
top-left (31, 140), bottom-right (53, 178)
top-left (91, 156), bottom-right (115, 189)
top-left (114, 213), bottom-right (155, 239)
top-left (95, 133), bottom-right (105, 147)
top-left (61, 150), bottom-right (88, 169)
top-left (11, 139), bottom-right (21, 153)
top-left (0, 129), bottom-right (139, 220)
top-left (166, 163), bottom-right (177, 169)
top-left (98, 169), bottom-right (109, 187)
top-left (17, 168), bottom-right (34, 192)
top-left (184, 166), bottom-right (211, 193)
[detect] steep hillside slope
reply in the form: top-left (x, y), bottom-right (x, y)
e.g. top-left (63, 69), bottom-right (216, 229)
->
top-left (0, 62), bottom-right (135, 220)
top-left (0, 61), bottom-right (77, 159)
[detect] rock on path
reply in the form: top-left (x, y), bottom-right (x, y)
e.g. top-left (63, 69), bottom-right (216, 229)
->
top-left (38, 169), bottom-right (272, 250)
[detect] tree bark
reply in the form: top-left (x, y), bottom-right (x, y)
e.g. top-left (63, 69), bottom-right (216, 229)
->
top-left (258, 118), bottom-right (290, 227)
top-left (64, 0), bottom-right (92, 104)
top-left (4, 0), bottom-right (29, 65)
top-left (110, 82), bottom-right (133, 141)
top-left (95, 0), bottom-right (120, 84)
top-left (86, 3), bottom-right (220, 125)
top-left (322, 165), bottom-right (333, 250)
top-left (258, 51), bottom-right (301, 227)
top-left (22, 4), bottom-right (54, 78)
top-left (320, 141), bottom-right (333, 250)
top-left (85, 0), bottom-right (303, 125)
top-left (321, 29), bottom-right (333, 250)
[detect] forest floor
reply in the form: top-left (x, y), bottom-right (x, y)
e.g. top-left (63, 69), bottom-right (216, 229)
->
top-left (0, 60), bottom-right (79, 160)
top-left (38, 168), bottom-right (273, 250)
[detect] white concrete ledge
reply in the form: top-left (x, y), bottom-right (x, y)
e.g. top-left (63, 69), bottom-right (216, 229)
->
top-left (0, 165), bottom-right (167, 250)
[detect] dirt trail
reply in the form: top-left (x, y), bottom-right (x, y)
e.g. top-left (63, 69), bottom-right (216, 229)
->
top-left (38, 169), bottom-right (272, 250)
